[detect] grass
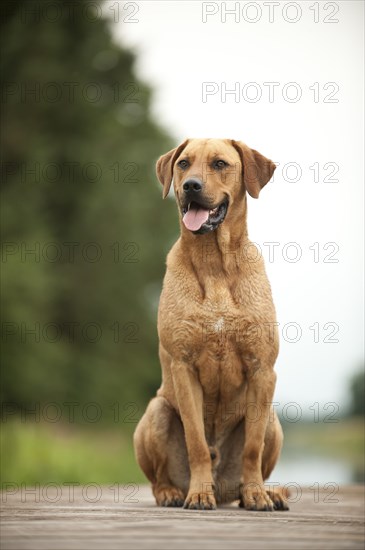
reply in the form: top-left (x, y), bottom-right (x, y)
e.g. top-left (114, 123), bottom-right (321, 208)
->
top-left (1, 419), bottom-right (146, 485)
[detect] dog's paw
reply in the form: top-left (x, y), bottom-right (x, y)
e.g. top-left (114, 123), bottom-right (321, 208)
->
top-left (266, 488), bottom-right (289, 511)
top-left (154, 485), bottom-right (185, 507)
top-left (183, 491), bottom-right (216, 510)
top-left (239, 483), bottom-right (274, 511)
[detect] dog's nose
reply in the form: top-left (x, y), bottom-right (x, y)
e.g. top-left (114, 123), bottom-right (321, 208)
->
top-left (183, 178), bottom-right (202, 193)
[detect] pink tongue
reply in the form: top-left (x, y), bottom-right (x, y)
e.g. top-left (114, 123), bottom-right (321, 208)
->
top-left (183, 206), bottom-right (210, 231)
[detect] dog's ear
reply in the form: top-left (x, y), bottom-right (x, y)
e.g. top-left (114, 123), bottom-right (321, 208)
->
top-left (231, 140), bottom-right (276, 198)
top-left (156, 139), bottom-right (189, 199)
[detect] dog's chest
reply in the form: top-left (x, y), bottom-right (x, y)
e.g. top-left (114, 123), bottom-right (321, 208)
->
top-left (159, 265), bottom-right (273, 370)
top-left (192, 283), bottom-right (253, 356)
top-left (197, 345), bottom-right (246, 395)
top-left (188, 286), bottom-right (252, 411)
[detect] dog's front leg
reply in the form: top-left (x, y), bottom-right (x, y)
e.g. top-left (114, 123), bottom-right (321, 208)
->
top-left (171, 361), bottom-right (216, 510)
top-left (240, 367), bottom-right (276, 511)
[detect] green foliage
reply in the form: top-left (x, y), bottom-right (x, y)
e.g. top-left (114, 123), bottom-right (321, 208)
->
top-left (348, 369), bottom-right (365, 417)
top-left (1, 0), bottom-right (177, 418)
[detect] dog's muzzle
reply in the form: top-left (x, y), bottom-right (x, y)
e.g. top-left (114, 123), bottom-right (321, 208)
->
top-left (181, 198), bottom-right (229, 234)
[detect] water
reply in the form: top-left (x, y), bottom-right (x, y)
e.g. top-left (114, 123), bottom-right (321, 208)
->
top-left (269, 454), bottom-right (358, 485)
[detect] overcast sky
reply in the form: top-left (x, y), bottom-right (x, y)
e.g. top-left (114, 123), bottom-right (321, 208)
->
top-left (106, 0), bottom-right (364, 415)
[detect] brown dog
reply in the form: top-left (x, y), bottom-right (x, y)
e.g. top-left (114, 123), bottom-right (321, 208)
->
top-left (134, 138), bottom-right (288, 511)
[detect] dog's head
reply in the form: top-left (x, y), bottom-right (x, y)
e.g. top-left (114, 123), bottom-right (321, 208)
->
top-left (156, 138), bottom-right (276, 235)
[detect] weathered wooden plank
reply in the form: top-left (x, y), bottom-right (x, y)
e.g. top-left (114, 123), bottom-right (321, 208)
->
top-left (1, 485), bottom-right (364, 550)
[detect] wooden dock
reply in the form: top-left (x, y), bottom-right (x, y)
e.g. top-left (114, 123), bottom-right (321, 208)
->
top-left (1, 485), bottom-right (364, 549)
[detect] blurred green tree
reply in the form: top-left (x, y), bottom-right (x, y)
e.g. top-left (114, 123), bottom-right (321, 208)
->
top-left (1, 0), bottom-right (177, 421)
top-left (348, 369), bottom-right (365, 417)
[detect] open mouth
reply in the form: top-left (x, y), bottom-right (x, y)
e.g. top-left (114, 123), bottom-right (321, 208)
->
top-left (181, 198), bottom-right (229, 234)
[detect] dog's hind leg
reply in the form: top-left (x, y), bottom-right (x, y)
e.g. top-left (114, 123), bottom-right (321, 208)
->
top-left (133, 396), bottom-right (189, 507)
top-left (261, 410), bottom-right (289, 510)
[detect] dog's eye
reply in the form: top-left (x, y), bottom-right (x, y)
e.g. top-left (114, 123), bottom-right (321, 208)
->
top-left (178, 159), bottom-right (189, 169)
top-left (214, 160), bottom-right (227, 169)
